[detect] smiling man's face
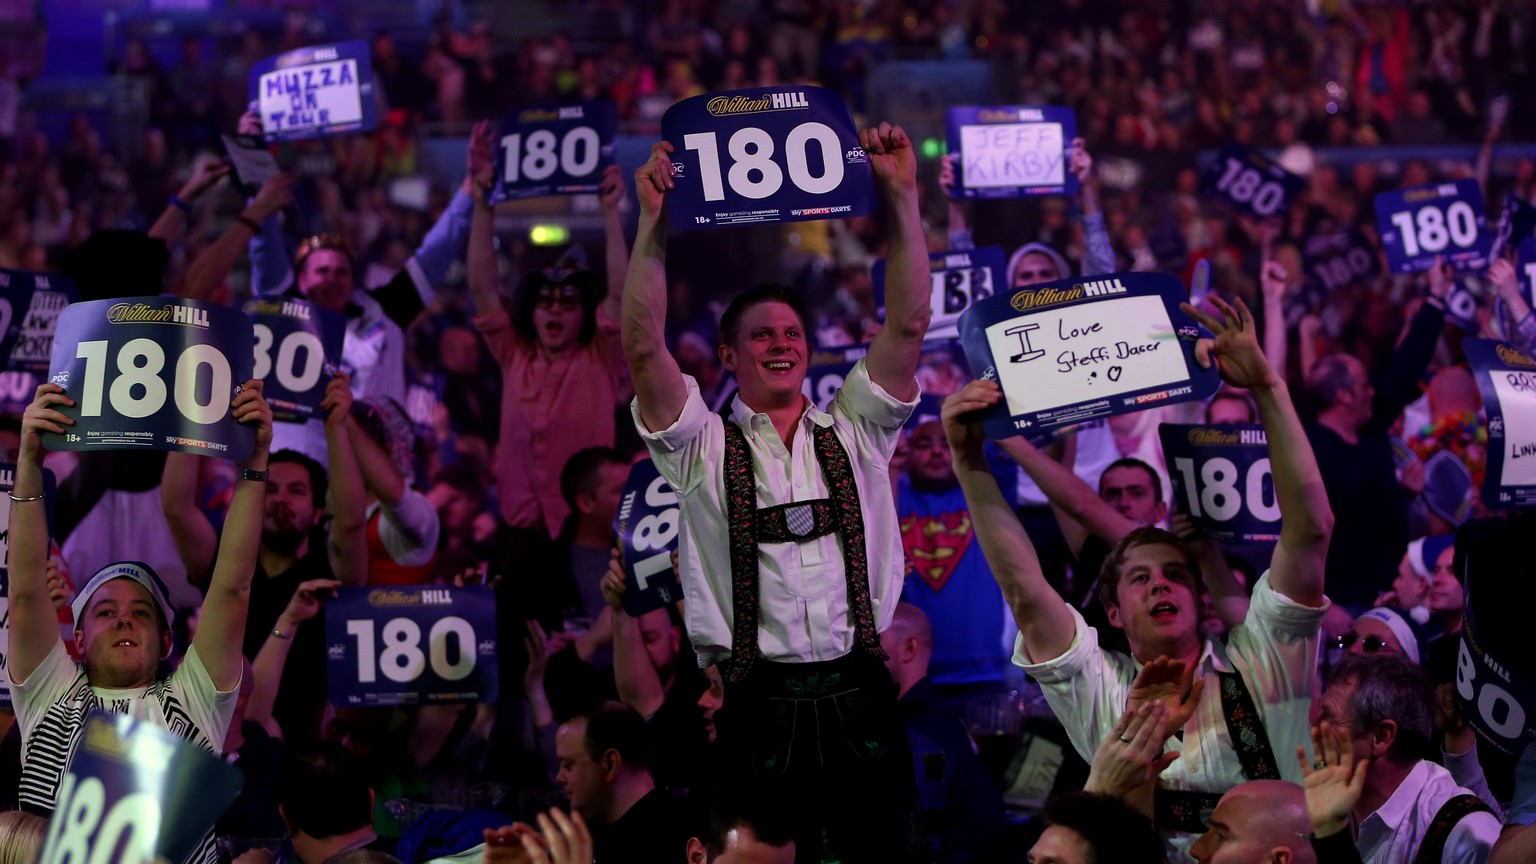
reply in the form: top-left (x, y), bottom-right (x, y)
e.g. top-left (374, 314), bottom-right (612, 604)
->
top-left (720, 301), bottom-right (809, 410)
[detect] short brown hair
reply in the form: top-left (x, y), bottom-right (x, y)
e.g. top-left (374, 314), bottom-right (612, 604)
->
top-left (1095, 526), bottom-right (1205, 611)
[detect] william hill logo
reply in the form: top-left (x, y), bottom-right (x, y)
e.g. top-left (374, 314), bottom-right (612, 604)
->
top-left (368, 588), bottom-right (451, 606)
top-left (707, 91), bottom-right (809, 115)
top-left (1011, 286), bottom-right (1081, 311)
top-left (107, 303), bottom-right (210, 328)
top-left (1498, 344), bottom-right (1536, 369)
top-left (1187, 428), bottom-right (1267, 446)
top-left (518, 105), bottom-right (583, 123)
top-left (978, 107), bottom-right (1044, 123)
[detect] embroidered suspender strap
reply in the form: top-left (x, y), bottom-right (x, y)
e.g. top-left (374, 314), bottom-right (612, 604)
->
top-left (1154, 788), bottom-right (1223, 834)
top-left (1412, 794), bottom-right (1494, 864)
top-left (717, 412), bottom-right (887, 684)
top-left (1217, 669), bottom-right (1282, 780)
top-left (721, 419), bottom-right (763, 685)
top-left (811, 421), bottom-right (886, 666)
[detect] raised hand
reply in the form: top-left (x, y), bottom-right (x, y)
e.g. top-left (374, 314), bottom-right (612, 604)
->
top-left (1426, 255), bottom-right (1452, 301)
top-left (237, 106), bottom-right (262, 137)
top-left (521, 809), bottom-right (593, 864)
top-left (937, 153), bottom-right (957, 196)
top-left (1125, 656), bottom-right (1206, 735)
top-left (231, 379), bottom-right (273, 459)
top-left (468, 120), bottom-right (496, 200)
top-left (1085, 702), bottom-right (1179, 802)
top-left (20, 383), bottom-right (74, 464)
top-left (44, 558), bottom-right (69, 612)
top-left (860, 122), bottom-right (917, 193)
top-left (1181, 295), bottom-right (1280, 391)
top-left (1488, 258), bottom-right (1522, 302)
top-left (1260, 261), bottom-right (1289, 301)
top-left (282, 578), bottom-right (341, 625)
top-left (321, 371), bottom-right (354, 428)
top-left (1068, 137), bottom-right (1094, 185)
top-left (941, 379), bottom-right (1003, 458)
top-left (598, 163), bottom-right (624, 213)
top-left (179, 157), bottom-right (232, 203)
top-left (599, 547), bottom-right (627, 611)
top-left (245, 172), bottom-right (293, 222)
top-left (1294, 721), bottom-right (1368, 838)
top-left (634, 141), bottom-right (675, 216)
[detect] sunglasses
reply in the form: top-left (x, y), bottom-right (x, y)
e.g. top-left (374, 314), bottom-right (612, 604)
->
top-left (535, 285), bottom-right (582, 310)
top-left (1332, 632), bottom-right (1395, 654)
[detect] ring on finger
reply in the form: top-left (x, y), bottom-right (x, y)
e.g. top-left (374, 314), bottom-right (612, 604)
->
top-left (1314, 759), bottom-right (1327, 770)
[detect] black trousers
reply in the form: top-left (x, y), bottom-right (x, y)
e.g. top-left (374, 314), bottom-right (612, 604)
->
top-left (714, 651), bottom-right (929, 864)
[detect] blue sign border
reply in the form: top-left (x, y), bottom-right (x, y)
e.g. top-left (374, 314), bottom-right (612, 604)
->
top-left (491, 99), bottom-right (619, 203)
top-left (1197, 142), bottom-right (1305, 221)
top-left (946, 106), bottom-right (1078, 200)
top-left (1465, 337), bottom-right (1536, 508)
top-left (249, 39), bottom-right (379, 143)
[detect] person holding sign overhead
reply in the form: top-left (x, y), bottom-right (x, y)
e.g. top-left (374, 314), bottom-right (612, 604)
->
top-left (6, 379), bottom-right (272, 864)
top-left (622, 120), bottom-right (932, 864)
top-left (943, 295), bottom-right (1333, 860)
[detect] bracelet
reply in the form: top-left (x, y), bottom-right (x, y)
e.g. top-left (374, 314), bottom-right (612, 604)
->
top-left (7, 492), bottom-right (45, 502)
top-left (170, 194), bottom-right (193, 214)
top-left (271, 627), bottom-right (292, 641)
top-left (235, 214), bottom-right (263, 234)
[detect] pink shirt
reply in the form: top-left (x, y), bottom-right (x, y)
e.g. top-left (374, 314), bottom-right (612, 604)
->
top-left (476, 308), bottom-right (626, 535)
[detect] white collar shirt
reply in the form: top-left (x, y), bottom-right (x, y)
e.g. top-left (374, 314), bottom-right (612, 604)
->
top-left (1013, 572), bottom-right (1327, 862)
top-left (633, 359), bottom-right (916, 667)
top-left (1357, 759), bottom-right (1501, 864)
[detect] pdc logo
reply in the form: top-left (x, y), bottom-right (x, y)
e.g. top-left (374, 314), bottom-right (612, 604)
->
top-left (846, 147), bottom-right (867, 164)
top-left (1178, 325), bottom-right (1199, 339)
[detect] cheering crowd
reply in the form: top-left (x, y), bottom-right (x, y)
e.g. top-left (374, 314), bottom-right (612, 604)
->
top-left (4, 2), bottom-right (1536, 864)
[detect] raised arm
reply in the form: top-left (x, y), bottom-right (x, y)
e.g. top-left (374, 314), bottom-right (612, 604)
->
top-left (8, 384), bottom-right (72, 683)
top-left (995, 431), bottom-right (1139, 556)
top-left (160, 451), bottom-right (217, 590)
top-left (1258, 222), bottom-right (1289, 376)
top-left (1182, 296), bottom-right (1332, 607)
top-left (937, 154), bottom-right (973, 250)
top-left (181, 172), bottom-right (293, 301)
top-left (599, 551), bottom-right (666, 718)
top-left (148, 157), bottom-right (231, 246)
top-left (1072, 138), bottom-right (1116, 277)
top-left (190, 380), bottom-right (272, 692)
top-left (248, 577), bottom-right (340, 740)
top-left (322, 374), bottom-right (370, 587)
top-left (863, 123), bottom-right (931, 402)
top-left (943, 380), bottom-right (1076, 661)
top-left (465, 122), bottom-right (507, 324)
top-left (598, 164), bottom-right (629, 323)
top-left (623, 142), bottom-right (688, 432)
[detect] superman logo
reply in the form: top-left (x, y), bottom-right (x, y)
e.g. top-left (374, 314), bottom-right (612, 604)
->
top-left (899, 511), bottom-right (975, 592)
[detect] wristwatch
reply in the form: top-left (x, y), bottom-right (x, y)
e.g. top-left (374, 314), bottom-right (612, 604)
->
top-left (239, 466), bottom-right (270, 482)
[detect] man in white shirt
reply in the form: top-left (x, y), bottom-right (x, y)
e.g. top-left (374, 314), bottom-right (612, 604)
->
top-left (1317, 654), bottom-right (1499, 864)
top-left (942, 296), bottom-right (1334, 862)
top-left (620, 121), bottom-right (932, 864)
top-left (8, 380), bottom-right (272, 864)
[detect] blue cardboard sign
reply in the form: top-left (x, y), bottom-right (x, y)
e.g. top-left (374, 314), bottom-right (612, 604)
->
top-left (1159, 424), bottom-right (1280, 543)
top-left (1459, 573), bottom-right (1536, 755)
top-left (1198, 143), bottom-right (1304, 220)
top-left (492, 100), bottom-right (618, 202)
top-left (1518, 236), bottom-right (1536, 307)
top-left (945, 106), bottom-right (1077, 199)
top-left (613, 459), bottom-right (683, 617)
top-left (1304, 230), bottom-right (1381, 294)
top-left (325, 585), bottom-right (499, 706)
top-left (957, 272), bottom-right (1219, 438)
top-left (250, 40), bottom-right (378, 143)
top-left (243, 296), bottom-right (345, 422)
top-left (662, 85), bottom-right (876, 229)
top-left (873, 247), bottom-right (1005, 340)
top-left (43, 298), bottom-right (256, 461)
top-left (1465, 338), bottom-right (1536, 508)
top-left (804, 338), bottom-right (968, 422)
top-left (0, 270), bottom-right (36, 372)
top-left (36, 713), bottom-right (243, 864)
top-left (1375, 180), bottom-right (1490, 273)
top-left (4, 270), bottom-right (78, 373)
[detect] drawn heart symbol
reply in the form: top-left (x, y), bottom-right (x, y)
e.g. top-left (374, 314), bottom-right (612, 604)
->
top-left (1108, 366), bottom-right (1123, 382)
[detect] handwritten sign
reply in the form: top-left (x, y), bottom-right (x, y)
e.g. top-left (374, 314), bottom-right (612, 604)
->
top-left (492, 100), bottom-right (618, 202)
top-left (1375, 180), bottom-right (1489, 273)
top-left (1198, 142), bottom-right (1304, 220)
top-left (873, 247), bottom-right (1005, 340)
top-left (1466, 338), bottom-right (1536, 508)
top-left (44, 298), bottom-right (255, 460)
top-left (662, 85), bottom-right (875, 229)
top-left (1159, 424), bottom-right (1280, 543)
top-left (325, 585), bottom-right (498, 706)
top-left (613, 460), bottom-right (682, 617)
top-left (250, 40), bottom-right (378, 143)
top-left (4, 271), bottom-right (78, 373)
top-left (1304, 229), bottom-right (1381, 294)
top-left (946, 106), bottom-right (1077, 199)
top-left (219, 133), bottom-right (280, 195)
top-left (36, 714), bottom-right (243, 864)
top-left (0, 269), bottom-right (37, 371)
top-left (957, 272), bottom-right (1219, 438)
top-left (243, 296), bottom-right (344, 422)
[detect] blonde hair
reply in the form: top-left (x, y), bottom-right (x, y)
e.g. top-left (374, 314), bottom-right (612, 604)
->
top-left (0, 810), bottom-right (47, 864)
